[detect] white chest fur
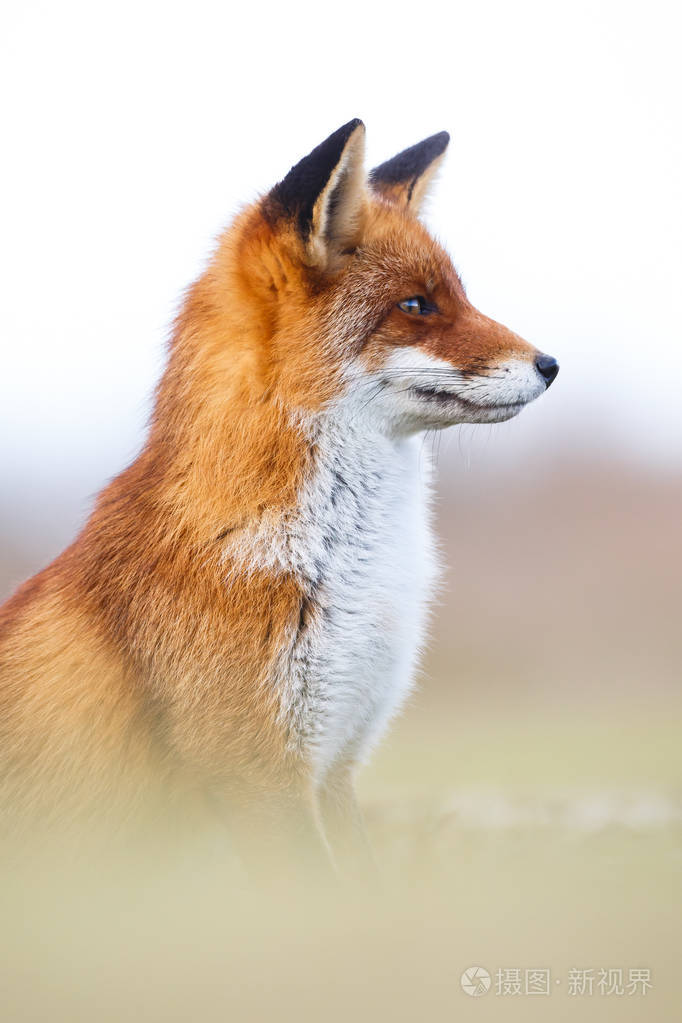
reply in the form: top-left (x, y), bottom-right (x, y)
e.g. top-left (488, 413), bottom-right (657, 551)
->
top-left (292, 438), bottom-right (436, 782)
top-left (223, 393), bottom-right (438, 785)
top-left (281, 398), bottom-right (438, 782)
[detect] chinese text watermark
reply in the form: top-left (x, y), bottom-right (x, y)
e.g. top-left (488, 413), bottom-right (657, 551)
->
top-left (460, 966), bottom-right (652, 997)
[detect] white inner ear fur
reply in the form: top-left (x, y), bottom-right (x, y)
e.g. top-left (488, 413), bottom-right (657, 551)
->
top-left (406, 151), bottom-right (447, 215)
top-left (308, 127), bottom-right (367, 270)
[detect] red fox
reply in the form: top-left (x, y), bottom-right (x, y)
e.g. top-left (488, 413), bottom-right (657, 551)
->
top-left (0, 121), bottom-right (557, 862)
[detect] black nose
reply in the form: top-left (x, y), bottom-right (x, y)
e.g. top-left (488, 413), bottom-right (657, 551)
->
top-left (535, 354), bottom-right (559, 388)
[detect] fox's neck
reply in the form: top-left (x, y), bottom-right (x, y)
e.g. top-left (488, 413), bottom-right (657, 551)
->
top-left (94, 312), bottom-right (428, 590)
top-left (215, 386), bottom-right (429, 583)
top-left (133, 302), bottom-right (347, 547)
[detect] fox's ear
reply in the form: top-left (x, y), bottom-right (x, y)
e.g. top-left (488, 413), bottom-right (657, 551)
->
top-left (369, 131), bottom-right (450, 214)
top-left (266, 119), bottom-right (367, 270)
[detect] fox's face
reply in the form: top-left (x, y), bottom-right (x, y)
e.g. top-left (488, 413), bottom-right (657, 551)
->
top-left (207, 120), bottom-right (557, 435)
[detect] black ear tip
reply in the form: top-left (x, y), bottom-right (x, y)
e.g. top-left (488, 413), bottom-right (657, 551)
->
top-left (419, 131), bottom-right (450, 160)
top-left (369, 130), bottom-right (451, 188)
top-left (332, 118), bottom-right (365, 145)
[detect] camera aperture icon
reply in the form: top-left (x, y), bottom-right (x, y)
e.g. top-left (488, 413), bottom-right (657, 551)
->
top-left (461, 966), bottom-right (491, 996)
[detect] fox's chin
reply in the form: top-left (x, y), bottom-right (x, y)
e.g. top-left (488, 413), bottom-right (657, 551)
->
top-left (460, 402), bottom-right (527, 424)
top-left (408, 386), bottom-right (528, 428)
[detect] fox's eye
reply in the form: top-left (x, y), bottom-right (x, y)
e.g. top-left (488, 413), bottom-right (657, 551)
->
top-left (397, 295), bottom-right (434, 316)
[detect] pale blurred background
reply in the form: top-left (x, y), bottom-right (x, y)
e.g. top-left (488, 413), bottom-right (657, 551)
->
top-left (1, 1), bottom-right (680, 1020)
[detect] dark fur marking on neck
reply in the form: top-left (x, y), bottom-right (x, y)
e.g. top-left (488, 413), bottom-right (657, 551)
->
top-left (215, 527), bottom-right (236, 542)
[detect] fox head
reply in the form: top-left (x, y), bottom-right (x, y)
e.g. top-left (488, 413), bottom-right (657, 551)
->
top-left (174, 119), bottom-right (558, 440)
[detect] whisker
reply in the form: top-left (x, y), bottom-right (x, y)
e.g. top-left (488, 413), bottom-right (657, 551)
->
top-left (357, 382), bottom-right (387, 414)
top-left (375, 369), bottom-right (507, 382)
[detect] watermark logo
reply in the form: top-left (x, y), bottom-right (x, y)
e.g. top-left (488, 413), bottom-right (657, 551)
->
top-left (459, 965), bottom-right (652, 998)
top-left (460, 966), bottom-right (491, 997)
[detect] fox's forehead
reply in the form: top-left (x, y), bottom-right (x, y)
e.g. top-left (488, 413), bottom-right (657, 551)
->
top-left (346, 198), bottom-right (464, 299)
